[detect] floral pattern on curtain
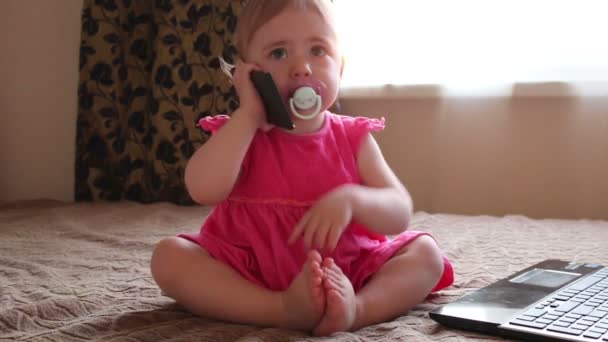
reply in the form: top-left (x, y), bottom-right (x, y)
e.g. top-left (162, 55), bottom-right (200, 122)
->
top-left (76, 0), bottom-right (241, 204)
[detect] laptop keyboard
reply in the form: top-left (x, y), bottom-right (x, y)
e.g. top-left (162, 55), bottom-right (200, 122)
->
top-left (507, 267), bottom-right (608, 340)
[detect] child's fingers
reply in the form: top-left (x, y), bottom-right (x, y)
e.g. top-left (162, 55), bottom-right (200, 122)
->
top-left (288, 223), bottom-right (303, 244)
top-left (303, 220), bottom-right (318, 250)
top-left (288, 211), bottom-right (310, 244)
top-left (327, 225), bottom-right (341, 252)
top-left (260, 121), bottom-right (275, 132)
top-left (314, 224), bottom-right (331, 251)
top-left (232, 61), bottom-right (260, 87)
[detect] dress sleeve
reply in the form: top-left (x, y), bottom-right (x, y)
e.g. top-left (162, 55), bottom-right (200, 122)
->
top-left (346, 116), bottom-right (386, 155)
top-left (197, 114), bottom-right (230, 134)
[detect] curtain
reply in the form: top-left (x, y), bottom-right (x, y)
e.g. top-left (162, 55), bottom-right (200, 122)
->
top-left (76, 0), bottom-right (241, 204)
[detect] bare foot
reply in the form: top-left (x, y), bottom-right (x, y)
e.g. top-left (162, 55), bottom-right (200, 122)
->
top-left (280, 250), bottom-right (326, 331)
top-left (313, 258), bottom-right (357, 336)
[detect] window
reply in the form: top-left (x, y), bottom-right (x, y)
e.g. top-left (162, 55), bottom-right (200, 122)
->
top-left (334, 1), bottom-right (608, 94)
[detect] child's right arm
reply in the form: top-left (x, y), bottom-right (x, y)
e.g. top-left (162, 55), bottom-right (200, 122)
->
top-left (184, 109), bottom-right (258, 205)
top-left (185, 61), bottom-right (269, 205)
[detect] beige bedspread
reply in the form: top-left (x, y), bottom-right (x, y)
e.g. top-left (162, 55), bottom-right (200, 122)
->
top-left (1, 200), bottom-right (607, 341)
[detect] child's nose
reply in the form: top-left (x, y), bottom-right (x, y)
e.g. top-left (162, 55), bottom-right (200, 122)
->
top-left (290, 58), bottom-right (312, 78)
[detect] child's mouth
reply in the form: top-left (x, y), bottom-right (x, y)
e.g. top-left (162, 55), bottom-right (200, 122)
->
top-left (288, 85), bottom-right (322, 120)
top-left (287, 82), bottom-right (323, 120)
top-left (287, 83), bottom-right (321, 99)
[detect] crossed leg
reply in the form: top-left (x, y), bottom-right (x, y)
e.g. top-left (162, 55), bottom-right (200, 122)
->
top-left (313, 235), bottom-right (445, 336)
top-left (150, 237), bottom-right (326, 331)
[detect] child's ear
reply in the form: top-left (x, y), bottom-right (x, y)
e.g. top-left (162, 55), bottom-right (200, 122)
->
top-left (340, 56), bottom-right (345, 78)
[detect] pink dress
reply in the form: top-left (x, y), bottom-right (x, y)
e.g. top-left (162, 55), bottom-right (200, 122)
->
top-left (180, 112), bottom-right (454, 292)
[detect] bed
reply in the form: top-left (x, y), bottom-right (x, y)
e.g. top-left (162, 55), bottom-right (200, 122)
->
top-left (2, 200), bottom-right (607, 341)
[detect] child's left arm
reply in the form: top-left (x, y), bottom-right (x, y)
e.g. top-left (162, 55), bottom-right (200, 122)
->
top-left (288, 132), bottom-right (413, 251)
top-left (350, 132), bottom-right (413, 235)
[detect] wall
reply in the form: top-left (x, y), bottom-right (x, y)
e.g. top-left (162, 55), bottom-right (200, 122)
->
top-left (340, 84), bottom-right (608, 220)
top-left (0, 0), bottom-right (82, 202)
top-left (1, 1), bottom-right (606, 219)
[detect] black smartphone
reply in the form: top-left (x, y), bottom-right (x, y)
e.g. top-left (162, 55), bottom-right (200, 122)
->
top-left (250, 71), bottom-right (295, 130)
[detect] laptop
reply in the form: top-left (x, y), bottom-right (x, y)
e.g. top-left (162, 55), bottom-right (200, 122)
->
top-left (429, 259), bottom-right (608, 341)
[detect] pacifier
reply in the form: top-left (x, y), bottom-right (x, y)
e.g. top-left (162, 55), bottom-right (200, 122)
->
top-left (289, 86), bottom-right (322, 120)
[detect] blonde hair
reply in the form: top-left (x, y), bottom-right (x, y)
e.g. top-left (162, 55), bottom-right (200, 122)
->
top-left (236, 0), bottom-right (337, 60)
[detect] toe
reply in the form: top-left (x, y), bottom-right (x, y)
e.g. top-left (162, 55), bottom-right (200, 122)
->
top-left (322, 257), bottom-right (334, 268)
top-left (308, 250), bottom-right (322, 263)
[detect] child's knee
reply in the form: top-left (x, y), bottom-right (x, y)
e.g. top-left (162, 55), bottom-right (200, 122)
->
top-left (150, 237), bottom-right (185, 289)
top-left (409, 235), bottom-right (444, 279)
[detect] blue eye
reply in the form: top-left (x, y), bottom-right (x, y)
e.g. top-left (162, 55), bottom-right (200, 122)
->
top-left (270, 48), bottom-right (288, 59)
top-left (311, 46), bottom-right (326, 57)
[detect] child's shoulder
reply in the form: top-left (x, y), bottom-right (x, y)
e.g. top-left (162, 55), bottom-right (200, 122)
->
top-left (327, 112), bottom-right (386, 132)
top-left (197, 114), bottom-right (230, 134)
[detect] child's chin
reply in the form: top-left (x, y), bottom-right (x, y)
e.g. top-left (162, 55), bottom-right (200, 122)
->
top-left (290, 108), bottom-right (319, 119)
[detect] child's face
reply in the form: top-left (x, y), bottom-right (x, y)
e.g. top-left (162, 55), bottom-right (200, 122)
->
top-left (246, 6), bottom-right (342, 121)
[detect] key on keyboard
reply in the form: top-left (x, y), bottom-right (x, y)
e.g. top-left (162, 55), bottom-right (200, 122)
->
top-left (506, 268), bottom-right (608, 340)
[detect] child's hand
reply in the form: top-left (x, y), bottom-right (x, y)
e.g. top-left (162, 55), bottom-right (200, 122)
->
top-left (232, 60), bottom-right (274, 131)
top-left (288, 185), bottom-right (354, 252)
